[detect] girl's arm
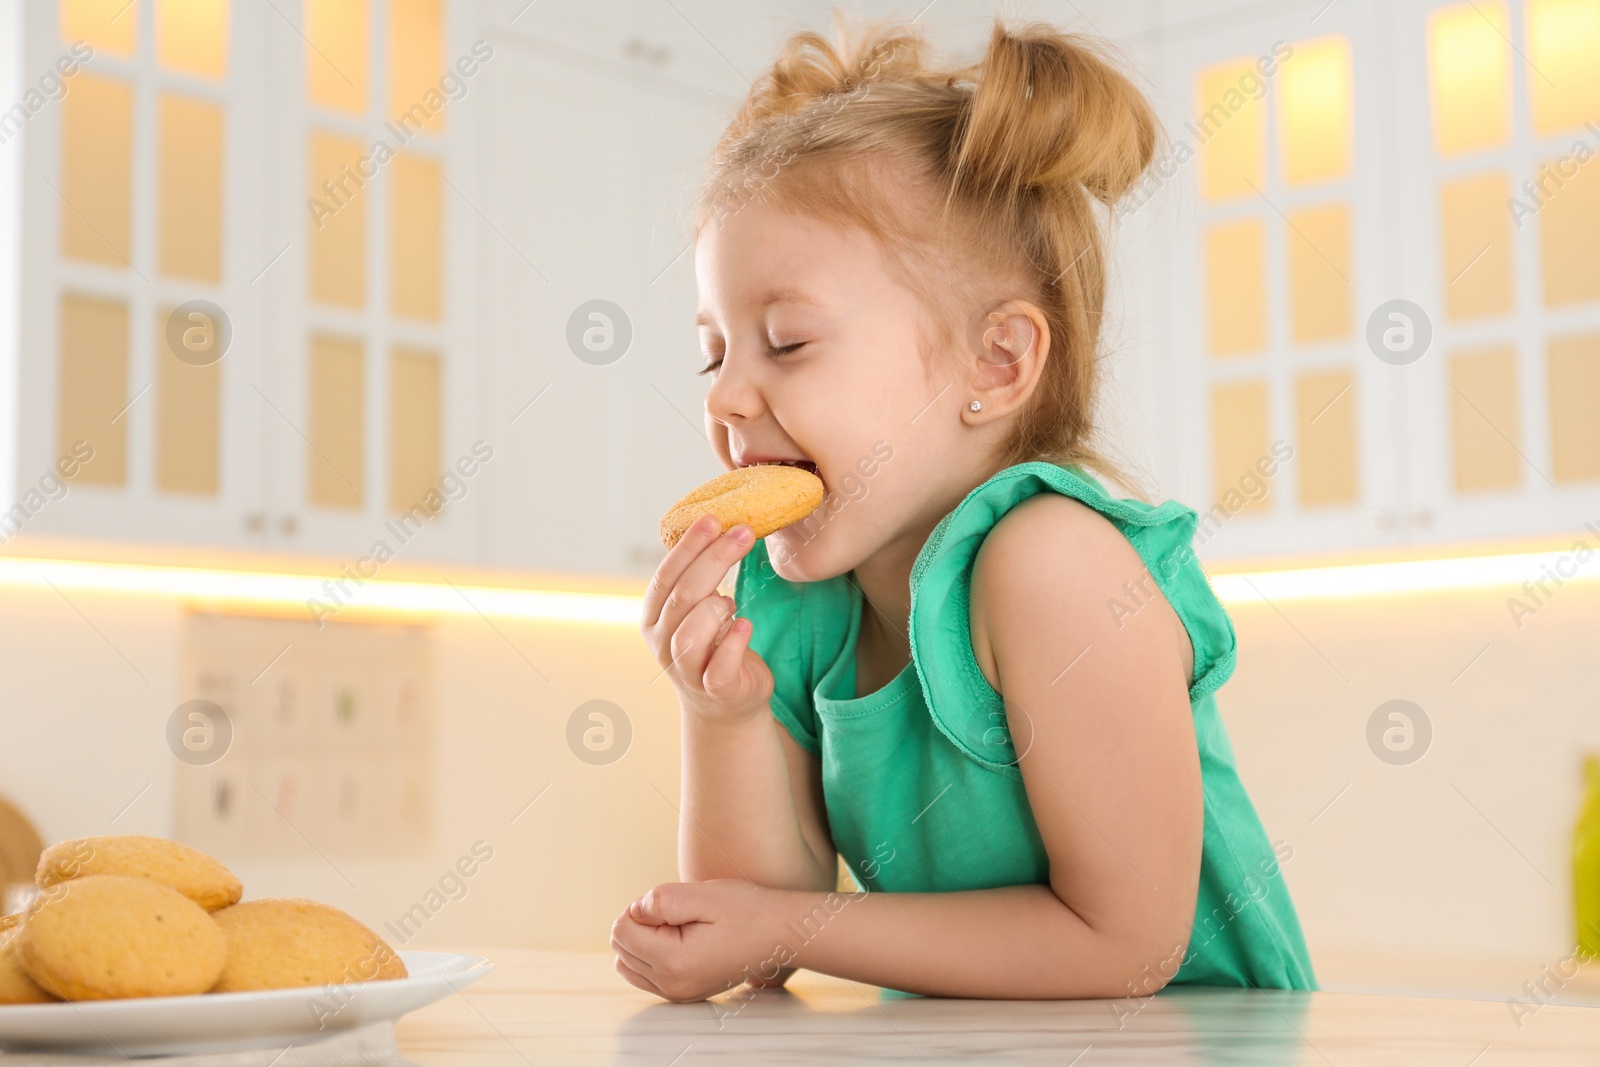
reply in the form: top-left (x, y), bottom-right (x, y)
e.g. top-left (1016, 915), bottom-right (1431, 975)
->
top-left (642, 515), bottom-right (836, 894)
top-left (616, 876), bottom-right (1184, 1001)
top-left (679, 710), bottom-right (835, 891)
top-left (616, 493), bottom-right (1204, 999)
top-left (676, 634), bottom-right (836, 995)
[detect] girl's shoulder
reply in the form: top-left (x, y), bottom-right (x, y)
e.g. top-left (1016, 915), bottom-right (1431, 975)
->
top-left (912, 460), bottom-right (1237, 701)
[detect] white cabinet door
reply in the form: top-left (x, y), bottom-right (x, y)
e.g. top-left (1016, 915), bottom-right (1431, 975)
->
top-left (1149, 2), bottom-right (1410, 562)
top-left (484, 0), bottom-right (782, 98)
top-left (10, 1), bottom-right (272, 551)
top-left (1390, 0), bottom-right (1600, 547)
top-left (1143, 0), bottom-right (1600, 561)
top-left (472, 27), bottom-right (737, 577)
top-left (473, 33), bottom-right (643, 575)
top-left (620, 80), bottom-right (735, 577)
top-left (255, 1), bottom-right (482, 565)
top-left (6, 0), bottom-right (486, 564)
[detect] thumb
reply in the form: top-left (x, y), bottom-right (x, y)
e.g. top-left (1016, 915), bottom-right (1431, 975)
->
top-left (629, 882), bottom-right (706, 927)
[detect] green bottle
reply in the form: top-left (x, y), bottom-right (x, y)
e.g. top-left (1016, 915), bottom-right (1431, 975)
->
top-left (1576, 754), bottom-right (1600, 957)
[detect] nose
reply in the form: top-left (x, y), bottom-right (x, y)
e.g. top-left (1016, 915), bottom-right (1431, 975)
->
top-left (704, 345), bottom-right (766, 428)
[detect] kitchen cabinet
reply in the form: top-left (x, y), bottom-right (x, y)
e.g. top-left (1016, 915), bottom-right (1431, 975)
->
top-left (11, 1), bottom-right (273, 550)
top-left (1151, 1), bottom-right (1405, 561)
top-left (6, 0), bottom-right (485, 564)
top-left (1147, 0), bottom-right (1600, 562)
top-left (12, 0), bottom-right (1592, 575)
top-left (3, 0), bottom-right (776, 576)
top-left (622, 58), bottom-right (741, 575)
top-left (1389, 0), bottom-right (1600, 546)
top-left (482, 0), bottom-right (800, 99)
top-left (472, 19), bottom-right (732, 577)
top-left (248, 0), bottom-right (487, 566)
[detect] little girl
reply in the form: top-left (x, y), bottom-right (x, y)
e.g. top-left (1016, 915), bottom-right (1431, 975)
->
top-left (615, 12), bottom-right (1315, 1002)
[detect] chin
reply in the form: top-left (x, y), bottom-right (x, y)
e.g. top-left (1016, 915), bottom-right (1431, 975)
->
top-left (764, 525), bottom-right (848, 583)
top-left (764, 524), bottom-right (832, 585)
top-left (763, 529), bottom-right (814, 581)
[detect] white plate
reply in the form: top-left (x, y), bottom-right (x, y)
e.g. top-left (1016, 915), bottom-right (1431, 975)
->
top-left (0, 950), bottom-right (491, 1056)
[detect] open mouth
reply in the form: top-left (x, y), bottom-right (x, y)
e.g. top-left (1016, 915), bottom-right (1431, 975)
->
top-left (741, 458), bottom-right (820, 477)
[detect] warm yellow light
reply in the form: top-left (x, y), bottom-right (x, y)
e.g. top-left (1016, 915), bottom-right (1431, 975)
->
top-left (0, 557), bottom-right (643, 625)
top-left (1204, 220), bottom-right (1267, 355)
top-left (390, 0), bottom-right (445, 132)
top-left (1527, 0), bottom-right (1600, 136)
top-left (61, 0), bottom-right (137, 56)
top-left (1194, 57), bottom-right (1267, 201)
top-left (1428, 1), bottom-right (1512, 155)
top-left (305, 0), bottom-right (368, 113)
top-left (156, 0), bottom-right (229, 78)
top-left (0, 549), bottom-right (1593, 618)
top-left (1210, 548), bottom-right (1599, 603)
top-left (1278, 35), bottom-right (1353, 186)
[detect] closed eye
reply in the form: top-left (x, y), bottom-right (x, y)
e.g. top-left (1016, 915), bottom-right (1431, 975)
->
top-left (696, 342), bottom-right (806, 376)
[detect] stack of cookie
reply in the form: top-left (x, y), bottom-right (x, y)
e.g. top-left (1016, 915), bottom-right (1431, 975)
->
top-left (0, 835), bottom-right (405, 1003)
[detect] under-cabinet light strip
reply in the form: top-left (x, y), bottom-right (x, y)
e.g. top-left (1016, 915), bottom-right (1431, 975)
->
top-left (1207, 548), bottom-right (1593, 604)
top-left (0, 547), bottom-right (1591, 624)
top-left (0, 556), bottom-right (641, 625)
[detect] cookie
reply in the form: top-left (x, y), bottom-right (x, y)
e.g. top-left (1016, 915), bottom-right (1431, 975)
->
top-left (210, 899), bottom-right (407, 992)
top-left (660, 464), bottom-right (824, 549)
top-left (0, 928), bottom-right (56, 1005)
top-left (15, 875), bottom-right (226, 1000)
top-left (37, 834), bottom-right (242, 912)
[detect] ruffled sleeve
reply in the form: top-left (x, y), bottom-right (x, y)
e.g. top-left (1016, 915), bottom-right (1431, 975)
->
top-left (906, 461), bottom-right (1239, 776)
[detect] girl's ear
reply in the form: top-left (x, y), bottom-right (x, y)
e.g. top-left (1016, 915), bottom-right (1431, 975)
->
top-left (963, 299), bottom-right (1051, 423)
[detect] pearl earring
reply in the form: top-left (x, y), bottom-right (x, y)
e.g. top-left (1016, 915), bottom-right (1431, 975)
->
top-left (968, 400), bottom-right (982, 412)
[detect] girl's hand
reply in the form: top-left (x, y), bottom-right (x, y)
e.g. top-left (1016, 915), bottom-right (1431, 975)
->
top-left (610, 879), bottom-right (794, 1003)
top-left (641, 515), bottom-right (774, 723)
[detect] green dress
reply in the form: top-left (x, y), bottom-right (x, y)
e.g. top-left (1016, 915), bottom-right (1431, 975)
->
top-left (732, 460), bottom-right (1316, 998)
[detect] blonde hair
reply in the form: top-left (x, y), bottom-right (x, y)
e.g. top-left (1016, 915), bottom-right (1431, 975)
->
top-left (695, 10), bottom-right (1161, 498)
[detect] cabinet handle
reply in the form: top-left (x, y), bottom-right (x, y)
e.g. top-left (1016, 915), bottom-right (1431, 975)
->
top-left (1372, 510), bottom-right (1396, 533)
top-left (244, 512), bottom-right (266, 533)
top-left (1408, 509), bottom-right (1433, 529)
top-left (279, 515), bottom-right (299, 537)
top-left (623, 38), bottom-right (672, 66)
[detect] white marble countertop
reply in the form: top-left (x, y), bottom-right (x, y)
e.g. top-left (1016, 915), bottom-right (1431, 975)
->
top-left (391, 948), bottom-right (1600, 1065)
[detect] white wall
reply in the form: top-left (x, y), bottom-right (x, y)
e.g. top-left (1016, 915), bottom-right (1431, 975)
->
top-left (0, 582), bottom-right (683, 954)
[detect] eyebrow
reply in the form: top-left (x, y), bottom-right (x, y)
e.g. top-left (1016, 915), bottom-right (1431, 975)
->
top-left (694, 287), bottom-right (823, 328)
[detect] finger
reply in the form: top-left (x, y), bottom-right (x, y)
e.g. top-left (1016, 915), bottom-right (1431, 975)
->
top-left (667, 595), bottom-right (735, 681)
top-left (631, 883), bottom-right (706, 928)
top-left (615, 954), bottom-right (667, 998)
top-left (642, 514), bottom-right (722, 630)
top-left (613, 911), bottom-right (679, 963)
top-left (655, 526), bottom-right (755, 639)
top-left (627, 897), bottom-right (666, 927)
top-left (702, 616), bottom-right (755, 702)
top-left (610, 937), bottom-right (660, 980)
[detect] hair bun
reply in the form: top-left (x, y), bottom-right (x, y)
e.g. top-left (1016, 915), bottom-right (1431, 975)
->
top-left (729, 10), bottom-right (928, 129)
top-left (953, 22), bottom-right (1158, 205)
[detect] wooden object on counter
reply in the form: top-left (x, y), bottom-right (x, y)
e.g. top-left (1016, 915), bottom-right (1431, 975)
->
top-left (0, 795), bottom-right (44, 895)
